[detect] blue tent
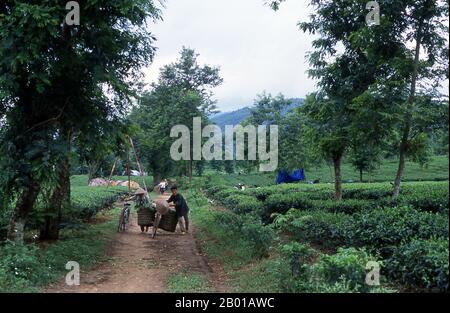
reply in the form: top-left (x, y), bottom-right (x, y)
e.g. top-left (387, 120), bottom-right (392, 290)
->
top-left (275, 169), bottom-right (305, 184)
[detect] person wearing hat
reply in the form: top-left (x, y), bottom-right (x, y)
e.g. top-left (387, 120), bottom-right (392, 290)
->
top-left (166, 184), bottom-right (190, 234)
top-left (134, 188), bottom-right (154, 233)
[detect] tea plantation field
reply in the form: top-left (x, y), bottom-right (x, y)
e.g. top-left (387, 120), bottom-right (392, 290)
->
top-left (196, 176), bottom-right (449, 292)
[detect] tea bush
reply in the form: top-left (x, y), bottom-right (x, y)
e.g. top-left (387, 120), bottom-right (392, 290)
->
top-left (68, 186), bottom-right (128, 220)
top-left (213, 211), bottom-right (274, 258)
top-left (314, 247), bottom-right (379, 292)
top-left (274, 209), bottom-right (348, 247)
top-left (275, 206), bottom-right (448, 253)
top-left (278, 245), bottom-right (392, 293)
top-left (343, 206), bottom-right (449, 253)
top-left (221, 194), bottom-right (262, 215)
top-left (386, 238), bottom-right (449, 292)
top-left (277, 242), bottom-right (317, 291)
top-left (201, 179), bottom-right (449, 292)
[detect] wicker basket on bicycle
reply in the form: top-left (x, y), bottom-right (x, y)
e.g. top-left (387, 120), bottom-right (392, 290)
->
top-left (158, 209), bottom-right (178, 232)
top-left (154, 200), bottom-right (178, 232)
top-left (137, 206), bottom-right (155, 226)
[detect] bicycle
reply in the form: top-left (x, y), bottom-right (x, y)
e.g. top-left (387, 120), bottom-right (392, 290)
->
top-left (118, 203), bottom-right (131, 232)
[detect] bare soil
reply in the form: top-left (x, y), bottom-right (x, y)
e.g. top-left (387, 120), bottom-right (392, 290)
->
top-left (45, 193), bottom-right (229, 293)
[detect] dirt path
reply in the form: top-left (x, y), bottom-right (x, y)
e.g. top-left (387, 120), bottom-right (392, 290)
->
top-left (45, 192), bottom-right (229, 293)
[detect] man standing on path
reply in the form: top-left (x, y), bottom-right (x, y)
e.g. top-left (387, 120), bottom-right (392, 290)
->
top-left (167, 185), bottom-right (190, 234)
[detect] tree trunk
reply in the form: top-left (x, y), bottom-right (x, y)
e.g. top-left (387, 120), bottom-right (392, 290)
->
top-left (87, 162), bottom-right (98, 184)
top-left (40, 130), bottom-right (72, 241)
top-left (7, 182), bottom-right (41, 243)
top-left (359, 168), bottom-right (363, 183)
top-left (393, 133), bottom-right (408, 197)
top-left (328, 163), bottom-right (333, 182)
top-left (40, 156), bottom-right (70, 240)
top-left (393, 24), bottom-right (422, 198)
top-left (333, 154), bottom-right (343, 201)
top-left (153, 172), bottom-right (162, 187)
top-left (189, 159), bottom-right (193, 184)
top-left (127, 153), bottom-right (131, 192)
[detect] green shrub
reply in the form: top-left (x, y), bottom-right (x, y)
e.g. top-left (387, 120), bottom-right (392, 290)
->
top-left (277, 246), bottom-right (394, 293)
top-left (222, 194), bottom-right (262, 214)
top-left (343, 206), bottom-right (449, 254)
top-left (264, 193), bottom-right (314, 218)
top-left (276, 205), bottom-right (448, 256)
top-left (0, 209), bottom-right (118, 293)
top-left (398, 191), bottom-right (449, 214)
top-left (278, 242), bottom-right (317, 292)
top-left (314, 247), bottom-right (378, 292)
top-left (203, 184), bottom-right (227, 196)
top-left (311, 199), bottom-right (376, 214)
top-left (68, 186), bottom-right (128, 220)
top-left (214, 211), bottom-right (274, 258)
top-left (275, 209), bottom-right (348, 247)
top-left (214, 188), bottom-right (244, 202)
top-left (0, 242), bottom-right (53, 292)
top-left (386, 238), bottom-right (449, 292)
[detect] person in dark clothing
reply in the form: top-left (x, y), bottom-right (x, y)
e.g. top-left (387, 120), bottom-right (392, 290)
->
top-left (167, 185), bottom-right (189, 234)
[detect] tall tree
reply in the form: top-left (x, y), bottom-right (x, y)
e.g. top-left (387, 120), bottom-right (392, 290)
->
top-left (0, 0), bottom-right (162, 242)
top-left (389, 0), bottom-right (449, 197)
top-left (132, 48), bottom-right (223, 184)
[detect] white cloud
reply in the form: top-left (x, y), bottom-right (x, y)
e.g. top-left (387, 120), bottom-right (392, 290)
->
top-left (144, 0), bottom-right (316, 112)
top-left (145, 0), bottom-right (449, 113)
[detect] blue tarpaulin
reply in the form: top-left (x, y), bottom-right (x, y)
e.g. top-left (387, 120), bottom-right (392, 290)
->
top-left (275, 169), bottom-right (305, 184)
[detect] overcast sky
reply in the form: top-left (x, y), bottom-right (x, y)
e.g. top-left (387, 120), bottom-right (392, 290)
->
top-left (144, 0), bottom-right (316, 113)
top-left (144, 0), bottom-right (449, 113)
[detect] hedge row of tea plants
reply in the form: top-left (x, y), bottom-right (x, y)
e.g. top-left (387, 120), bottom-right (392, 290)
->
top-left (274, 207), bottom-right (449, 291)
top-left (28, 186), bottom-right (129, 228)
top-left (203, 181), bottom-right (449, 291)
top-left (276, 243), bottom-right (395, 293)
top-left (204, 181), bottom-right (449, 222)
top-left (68, 186), bottom-right (128, 220)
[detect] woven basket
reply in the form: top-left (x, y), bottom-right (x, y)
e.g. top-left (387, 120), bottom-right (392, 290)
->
top-left (158, 209), bottom-right (178, 232)
top-left (137, 208), bottom-right (155, 226)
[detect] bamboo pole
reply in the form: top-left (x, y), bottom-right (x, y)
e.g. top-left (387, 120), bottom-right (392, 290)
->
top-left (127, 135), bottom-right (150, 203)
top-left (127, 152), bottom-right (131, 192)
top-left (107, 157), bottom-right (118, 189)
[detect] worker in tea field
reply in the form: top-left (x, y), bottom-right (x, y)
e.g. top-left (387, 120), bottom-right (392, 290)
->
top-left (158, 179), bottom-right (168, 194)
top-left (167, 184), bottom-right (190, 234)
top-left (134, 188), bottom-right (155, 233)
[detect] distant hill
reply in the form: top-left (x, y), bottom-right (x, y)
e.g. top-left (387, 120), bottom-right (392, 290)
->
top-left (210, 98), bottom-right (304, 129)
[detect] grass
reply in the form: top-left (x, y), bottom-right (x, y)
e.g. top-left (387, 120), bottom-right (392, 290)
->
top-left (206, 172), bottom-right (275, 187)
top-left (299, 155), bottom-right (449, 183)
top-left (205, 156), bottom-right (449, 187)
top-left (230, 258), bottom-right (282, 293)
top-left (185, 186), bottom-right (282, 292)
top-left (167, 270), bottom-right (214, 293)
top-left (0, 206), bottom-right (121, 293)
